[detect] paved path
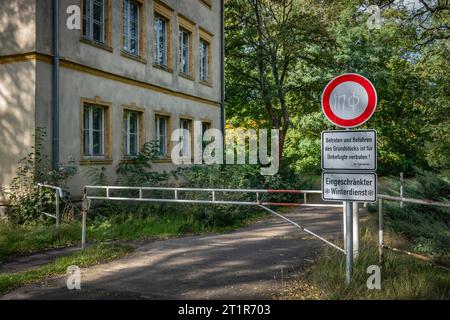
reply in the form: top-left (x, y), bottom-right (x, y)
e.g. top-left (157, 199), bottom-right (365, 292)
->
top-left (2, 206), bottom-right (347, 300)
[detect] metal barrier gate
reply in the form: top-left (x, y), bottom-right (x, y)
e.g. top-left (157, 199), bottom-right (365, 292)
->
top-left (37, 183), bottom-right (64, 228)
top-left (81, 186), bottom-right (345, 254)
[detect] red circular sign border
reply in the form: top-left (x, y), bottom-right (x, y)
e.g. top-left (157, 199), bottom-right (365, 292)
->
top-left (321, 73), bottom-right (377, 128)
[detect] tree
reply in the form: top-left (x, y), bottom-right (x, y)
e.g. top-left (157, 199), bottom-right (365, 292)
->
top-left (225, 0), bottom-right (332, 163)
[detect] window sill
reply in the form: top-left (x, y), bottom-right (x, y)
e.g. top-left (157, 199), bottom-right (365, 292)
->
top-left (121, 50), bottom-right (147, 64)
top-left (80, 158), bottom-right (113, 165)
top-left (153, 63), bottom-right (173, 73)
top-left (80, 37), bottom-right (113, 53)
top-left (199, 80), bottom-right (213, 88)
top-left (179, 72), bottom-right (194, 81)
top-left (120, 158), bottom-right (139, 164)
top-left (153, 158), bottom-right (172, 163)
top-left (200, 0), bottom-right (212, 9)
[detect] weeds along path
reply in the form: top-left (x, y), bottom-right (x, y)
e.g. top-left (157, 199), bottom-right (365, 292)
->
top-left (2, 206), bottom-right (348, 300)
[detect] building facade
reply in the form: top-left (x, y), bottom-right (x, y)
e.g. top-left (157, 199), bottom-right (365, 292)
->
top-left (0, 0), bottom-right (224, 207)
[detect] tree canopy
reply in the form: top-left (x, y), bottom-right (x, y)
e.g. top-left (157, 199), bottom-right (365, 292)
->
top-left (225, 0), bottom-right (449, 175)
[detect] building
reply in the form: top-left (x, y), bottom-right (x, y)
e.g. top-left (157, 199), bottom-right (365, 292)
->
top-left (0, 0), bottom-right (225, 209)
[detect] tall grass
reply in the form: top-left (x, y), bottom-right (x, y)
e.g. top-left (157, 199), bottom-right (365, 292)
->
top-left (299, 229), bottom-right (450, 299)
top-left (0, 207), bottom-right (267, 261)
top-left (372, 172), bottom-right (450, 262)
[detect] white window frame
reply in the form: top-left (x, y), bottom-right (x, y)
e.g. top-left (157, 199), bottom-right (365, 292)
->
top-left (156, 116), bottom-right (168, 156)
top-left (83, 0), bottom-right (105, 43)
top-left (199, 40), bottom-right (209, 81)
top-left (124, 111), bottom-right (140, 157)
top-left (123, 0), bottom-right (140, 55)
top-left (83, 105), bottom-right (105, 157)
top-left (179, 29), bottom-right (190, 75)
top-left (180, 119), bottom-right (191, 158)
top-left (154, 15), bottom-right (168, 66)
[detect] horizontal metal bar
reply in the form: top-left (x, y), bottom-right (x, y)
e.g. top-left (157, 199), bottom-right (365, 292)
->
top-left (84, 185), bottom-right (322, 195)
top-left (383, 245), bottom-right (450, 271)
top-left (267, 189), bottom-right (321, 194)
top-left (257, 205), bottom-right (345, 253)
top-left (42, 212), bottom-right (57, 219)
top-left (38, 183), bottom-right (63, 197)
top-left (85, 196), bottom-right (343, 209)
top-left (378, 194), bottom-right (450, 208)
top-left (264, 202), bottom-right (343, 208)
top-left (87, 196), bottom-right (259, 206)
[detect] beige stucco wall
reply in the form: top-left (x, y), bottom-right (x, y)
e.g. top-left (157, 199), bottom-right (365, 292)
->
top-left (1, 0), bottom-right (223, 201)
top-left (56, 64), bottom-right (221, 197)
top-left (0, 60), bottom-right (36, 202)
top-left (35, 0), bottom-right (221, 103)
top-left (0, 0), bottom-right (36, 56)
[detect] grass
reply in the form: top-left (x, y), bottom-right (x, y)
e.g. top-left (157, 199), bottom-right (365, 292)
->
top-left (283, 223), bottom-right (450, 300)
top-left (0, 208), bottom-right (268, 261)
top-left (373, 173), bottom-right (450, 263)
top-left (0, 243), bottom-right (132, 295)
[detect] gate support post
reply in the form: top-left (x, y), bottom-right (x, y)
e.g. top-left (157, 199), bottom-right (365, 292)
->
top-left (81, 191), bottom-right (88, 250)
top-left (353, 202), bottom-right (359, 261)
top-left (345, 201), bottom-right (353, 285)
top-left (378, 198), bottom-right (384, 264)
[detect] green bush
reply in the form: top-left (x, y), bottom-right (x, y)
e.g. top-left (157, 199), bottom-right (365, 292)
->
top-left (372, 172), bottom-right (450, 262)
top-left (4, 128), bottom-right (76, 224)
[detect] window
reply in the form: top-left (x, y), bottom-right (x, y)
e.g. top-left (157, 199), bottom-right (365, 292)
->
top-left (123, 111), bottom-right (140, 157)
top-left (199, 40), bottom-right (209, 82)
top-left (180, 119), bottom-right (192, 157)
top-left (153, 1), bottom-right (173, 69)
top-left (154, 14), bottom-right (168, 66)
top-left (199, 27), bottom-right (213, 84)
top-left (83, 0), bottom-right (105, 43)
top-left (155, 115), bottom-right (169, 157)
top-left (202, 121), bottom-right (211, 135)
top-left (179, 29), bottom-right (190, 75)
top-left (83, 104), bottom-right (105, 157)
top-left (123, 0), bottom-right (140, 55)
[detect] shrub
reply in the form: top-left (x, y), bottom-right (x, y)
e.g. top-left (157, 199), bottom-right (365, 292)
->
top-left (4, 128), bottom-right (76, 224)
top-left (372, 171), bottom-right (450, 262)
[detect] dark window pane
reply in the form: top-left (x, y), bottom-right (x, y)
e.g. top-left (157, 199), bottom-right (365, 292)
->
top-left (83, 130), bottom-right (90, 155)
top-left (93, 131), bottom-right (102, 155)
top-left (93, 1), bottom-right (103, 21)
top-left (93, 23), bottom-right (101, 41)
top-left (130, 134), bottom-right (137, 155)
top-left (92, 107), bottom-right (102, 130)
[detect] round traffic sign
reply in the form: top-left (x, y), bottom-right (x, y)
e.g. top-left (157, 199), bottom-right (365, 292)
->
top-left (321, 73), bottom-right (377, 128)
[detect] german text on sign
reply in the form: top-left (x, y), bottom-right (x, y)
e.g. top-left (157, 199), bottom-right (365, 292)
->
top-left (322, 172), bottom-right (377, 202)
top-left (321, 130), bottom-right (376, 171)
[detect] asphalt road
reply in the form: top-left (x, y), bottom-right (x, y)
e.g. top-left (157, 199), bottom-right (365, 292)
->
top-left (2, 206), bottom-right (345, 300)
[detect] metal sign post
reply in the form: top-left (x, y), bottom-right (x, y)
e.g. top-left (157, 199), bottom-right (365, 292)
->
top-left (321, 73), bottom-right (378, 285)
top-left (345, 201), bottom-right (353, 285)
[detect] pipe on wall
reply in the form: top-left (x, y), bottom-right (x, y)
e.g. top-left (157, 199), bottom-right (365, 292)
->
top-left (52, 0), bottom-right (60, 169)
top-left (220, 0), bottom-right (225, 146)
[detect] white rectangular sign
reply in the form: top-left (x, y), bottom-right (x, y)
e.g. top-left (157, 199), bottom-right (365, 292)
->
top-left (321, 130), bottom-right (376, 171)
top-left (322, 172), bottom-right (377, 202)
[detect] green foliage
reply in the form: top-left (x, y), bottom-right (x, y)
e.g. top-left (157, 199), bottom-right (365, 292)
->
top-left (309, 235), bottom-right (450, 299)
top-left (85, 166), bottom-right (109, 186)
top-left (372, 172), bottom-right (450, 261)
top-left (173, 164), bottom-right (314, 228)
top-left (116, 141), bottom-right (169, 186)
top-left (0, 222), bottom-right (82, 260)
top-left (225, 0), bottom-right (449, 175)
top-left (4, 128), bottom-right (76, 224)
